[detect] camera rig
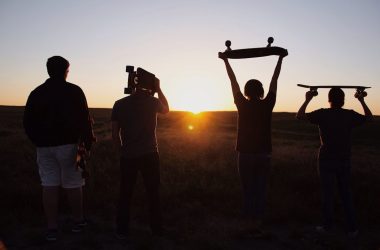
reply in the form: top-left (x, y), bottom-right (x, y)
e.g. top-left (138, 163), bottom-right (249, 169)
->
top-left (124, 66), bottom-right (157, 95)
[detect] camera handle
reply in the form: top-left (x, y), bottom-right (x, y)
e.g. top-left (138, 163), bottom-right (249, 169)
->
top-left (125, 65), bottom-right (135, 94)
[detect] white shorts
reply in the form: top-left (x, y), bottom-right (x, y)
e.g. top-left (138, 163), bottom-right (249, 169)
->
top-left (37, 144), bottom-right (84, 188)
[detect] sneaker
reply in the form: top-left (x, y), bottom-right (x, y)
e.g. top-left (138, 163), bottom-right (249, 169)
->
top-left (347, 230), bottom-right (359, 239)
top-left (315, 226), bottom-right (331, 234)
top-left (115, 231), bottom-right (128, 240)
top-left (45, 229), bottom-right (58, 241)
top-left (71, 220), bottom-right (88, 233)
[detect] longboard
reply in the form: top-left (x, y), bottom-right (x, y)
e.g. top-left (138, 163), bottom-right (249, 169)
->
top-left (220, 37), bottom-right (288, 59)
top-left (297, 84), bottom-right (371, 97)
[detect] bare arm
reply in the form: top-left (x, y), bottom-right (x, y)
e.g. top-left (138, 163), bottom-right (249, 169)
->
top-left (296, 91), bottom-right (314, 120)
top-left (219, 52), bottom-right (241, 98)
top-left (155, 78), bottom-right (169, 114)
top-left (269, 52), bottom-right (287, 95)
top-left (357, 95), bottom-right (374, 122)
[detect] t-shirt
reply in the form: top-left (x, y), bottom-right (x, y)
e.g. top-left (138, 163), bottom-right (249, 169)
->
top-left (234, 91), bottom-right (276, 154)
top-left (307, 108), bottom-right (366, 160)
top-left (111, 93), bottom-right (164, 158)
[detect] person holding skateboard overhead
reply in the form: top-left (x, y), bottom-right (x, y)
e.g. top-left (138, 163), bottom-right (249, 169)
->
top-left (296, 87), bottom-right (374, 237)
top-left (219, 49), bottom-right (287, 234)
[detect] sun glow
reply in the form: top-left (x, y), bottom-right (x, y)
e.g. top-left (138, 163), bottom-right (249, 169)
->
top-left (166, 75), bottom-right (229, 113)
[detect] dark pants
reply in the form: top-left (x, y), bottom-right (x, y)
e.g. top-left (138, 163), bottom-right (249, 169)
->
top-left (116, 152), bottom-right (162, 234)
top-left (319, 158), bottom-right (357, 231)
top-left (238, 153), bottom-right (271, 219)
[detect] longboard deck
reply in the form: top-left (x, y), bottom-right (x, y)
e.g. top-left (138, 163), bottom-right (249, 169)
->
top-left (223, 46), bottom-right (287, 59)
top-left (297, 84), bottom-right (370, 89)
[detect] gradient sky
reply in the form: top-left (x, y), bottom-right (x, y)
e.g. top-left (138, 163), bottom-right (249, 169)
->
top-left (1, 0), bottom-right (379, 114)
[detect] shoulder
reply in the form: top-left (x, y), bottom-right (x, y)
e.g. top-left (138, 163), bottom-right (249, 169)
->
top-left (66, 82), bottom-right (84, 94)
top-left (114, 96), bottom-right (128, 105)
top-left (30, 81), bottom-right (48, 94)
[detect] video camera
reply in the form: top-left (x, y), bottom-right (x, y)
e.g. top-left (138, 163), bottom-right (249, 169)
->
top-left (124, 66), bottom-right (157, 95)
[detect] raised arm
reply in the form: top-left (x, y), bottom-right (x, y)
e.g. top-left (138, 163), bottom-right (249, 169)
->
top-left (269, 51), bottom-right (287, 95)
top-left (357, 94), bottom-right (374, 122)
top-left (296, 91), bottom-right (314, 120)
top-left (155, 78), bottom-right (169, 114)
top-left (219, 52), bottom-right (241, 98)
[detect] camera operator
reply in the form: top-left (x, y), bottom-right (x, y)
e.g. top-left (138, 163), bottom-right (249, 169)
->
top-left (111, 75), bottom-right (169, 239)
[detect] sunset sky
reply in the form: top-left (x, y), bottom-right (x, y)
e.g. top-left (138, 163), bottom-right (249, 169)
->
top-left (1, 0), bottom-right (379, 114)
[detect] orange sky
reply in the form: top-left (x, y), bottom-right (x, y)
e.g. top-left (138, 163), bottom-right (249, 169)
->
top-left (0, 1), bottom-right (379, 114)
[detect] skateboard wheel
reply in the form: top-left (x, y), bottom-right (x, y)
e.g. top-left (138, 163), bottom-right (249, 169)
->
top-left (268, 37), bottom-right (274, 44)
top-left (313, 90), bottom-right (318, 96)
top-left (362, 91), bottom-right (367, 97)
top-left (225, 40), bottom-right (231, 47)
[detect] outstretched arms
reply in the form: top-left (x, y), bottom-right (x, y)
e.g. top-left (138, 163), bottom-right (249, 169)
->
top-left (219, 52), bottom-right (241, 99)
top-left (296, 91), bottom-right (314, 120)
top-left (356, 94), bottom-right (374, 122)
top-left (269, 51), bottom-right (288, 95)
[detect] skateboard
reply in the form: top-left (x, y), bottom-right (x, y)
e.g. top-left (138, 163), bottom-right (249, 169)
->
top-left (297, 84), bottom-right (371, 97)
top-left (219, 37), bottom-right (288, 59)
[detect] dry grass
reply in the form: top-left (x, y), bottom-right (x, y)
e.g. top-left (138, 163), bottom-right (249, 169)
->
top-left (1, 106), bottom-right (379, 249)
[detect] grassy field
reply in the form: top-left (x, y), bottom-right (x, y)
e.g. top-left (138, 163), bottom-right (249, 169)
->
top-left (1, 106), bottom-right (379, 249)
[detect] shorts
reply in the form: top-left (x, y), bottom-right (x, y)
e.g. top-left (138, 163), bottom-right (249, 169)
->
top-left (37, 144), bottom-right (84, 188)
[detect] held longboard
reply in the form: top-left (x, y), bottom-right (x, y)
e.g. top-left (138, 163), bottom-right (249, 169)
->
top-left (297, 84), bottom-right (371, 97)
top-left (220, 37), bottom-right (288, 59)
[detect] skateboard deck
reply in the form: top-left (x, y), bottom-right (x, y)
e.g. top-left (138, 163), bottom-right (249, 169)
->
top-left (297, 84), bottom-right (371, 97)
top-left (220, 37), bottom-right (288, 59)
top-left (297, 84), bottom-right (370, 90)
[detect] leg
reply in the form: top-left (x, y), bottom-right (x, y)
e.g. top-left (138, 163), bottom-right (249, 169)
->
top-left (58, 144), bottom-right (85, 223)
top-left (319, 160), bottom-right (335, 229)
top-left (238, 153), bottom-right (255, 218)
top-left (140, 153), bottom-right (162, 235)
top-left (65, 187), bottom-right (84, 222)
top-left (43, 186), bottom-right (60, 229)
top-left (116, 157), bottom-right (138, 234)
top-left (336, 161), bottom-right (357, 232)
top-left (252, 155), bottom-right (270, 220)
top-left (37, 147), bottom-right (61, 230)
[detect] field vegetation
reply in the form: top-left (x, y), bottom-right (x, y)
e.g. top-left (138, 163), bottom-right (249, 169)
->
top-left (1, 106), bottom-right (379, 249)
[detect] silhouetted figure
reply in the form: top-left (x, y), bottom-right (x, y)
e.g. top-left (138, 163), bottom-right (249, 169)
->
top-left (219, 51), bottom-right (287, 231)
top-left (23, 56), bottom-right (94, 241)
top-left (296, 87), bottom-right (374, 236)
top-left (112, 77), bottom-right (169, 240)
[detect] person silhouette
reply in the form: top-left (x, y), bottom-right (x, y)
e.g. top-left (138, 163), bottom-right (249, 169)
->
top-left (23, 56), bottom-right (94, 241)
top-left (296, 87), bottom-right (374, 237)
top-left (219, 51), bottom-right (287, 232)
top-left (111, 76), bottom-right (169, 240)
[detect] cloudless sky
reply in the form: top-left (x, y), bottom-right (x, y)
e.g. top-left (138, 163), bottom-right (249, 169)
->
top-left (1, 0), bottom-right (379, 114)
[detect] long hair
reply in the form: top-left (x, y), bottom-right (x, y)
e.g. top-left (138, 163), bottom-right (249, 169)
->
top-left (244, 79), bottom-right (264, 100)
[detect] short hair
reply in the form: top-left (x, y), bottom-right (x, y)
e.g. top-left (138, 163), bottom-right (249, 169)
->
top-left (244, 79), bottom-right (264, 99)
top-left (328, 87), bottom-right (345, 108)
top-left (46, 56), bottom-right (69, 78)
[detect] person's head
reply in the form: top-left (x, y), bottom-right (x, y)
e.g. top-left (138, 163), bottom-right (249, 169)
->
top-left (244, 79), bottom-right (264, 100)
top-left (328, 87), bottom-right (345, 108)
top-left (46, 56), bottom-right (70, 79)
